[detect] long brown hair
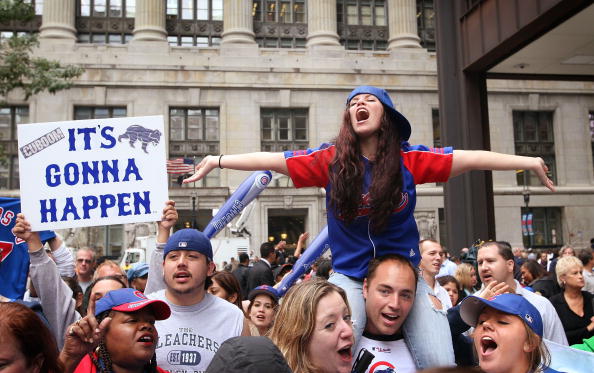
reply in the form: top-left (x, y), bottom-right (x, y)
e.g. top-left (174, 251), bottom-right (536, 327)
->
top-left (210, 271), bottom-right (244, 312)
top-left (329, 108), bottom-right (403, 233)
top-left (0, 302), bottom-right (64, 373)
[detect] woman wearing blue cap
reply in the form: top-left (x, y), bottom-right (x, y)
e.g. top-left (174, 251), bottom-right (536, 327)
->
top-left (460, 293), bottom-right (564, 373)
top-left (183, 86), bottom-right (555, 368)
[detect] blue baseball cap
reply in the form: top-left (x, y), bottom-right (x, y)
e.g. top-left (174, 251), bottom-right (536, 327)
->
top-left (95, 288), bottom-right (171, 320)
top-left (127, 262), bottom-right (149, 282)
top-left (346, 86), bottom-right (412, 141)
top-left (164, 229), bottom-right (213, 261)
top-left (248, 285), bottom-right (280, 303)
top-left (460, 293), bottom-right (543, 337)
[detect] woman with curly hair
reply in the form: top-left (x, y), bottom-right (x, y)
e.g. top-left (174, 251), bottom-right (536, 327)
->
top-left (184, 86), bottom-right (555, 368)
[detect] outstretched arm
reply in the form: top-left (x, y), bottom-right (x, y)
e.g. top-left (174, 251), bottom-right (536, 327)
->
top-left (183, 153), bottom-right (288, 184)
top-left (450, 150), bottom-right (555, 191)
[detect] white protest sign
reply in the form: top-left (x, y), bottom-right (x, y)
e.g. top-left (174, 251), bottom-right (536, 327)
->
top-left (18, 115), bottom-right (168, 231)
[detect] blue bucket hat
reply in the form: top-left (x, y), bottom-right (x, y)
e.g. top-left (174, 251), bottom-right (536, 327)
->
top-left (127, 262), bottom-right (149, 282)
top-left (346, 85), bottom-right (412, 141)
top-left (95, 288), bottom-right (171, 320)
top-left (460, 293), bottom-right (543, 337)
top-left (164, 228), bottom-right (213, 261)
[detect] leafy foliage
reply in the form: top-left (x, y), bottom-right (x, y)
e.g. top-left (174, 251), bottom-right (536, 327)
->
top-left (0, 0), bottom-right (84, 101)
top-left (0, 0), bottom-right (35, 23)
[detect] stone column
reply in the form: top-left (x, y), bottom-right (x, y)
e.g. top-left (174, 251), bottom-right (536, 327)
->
top-left (133, 0), bottom-right (167, 41)
top-left (387, 0), bottom-right (421, 49)
top-left (306, 0), bottom-right (340, 47)
top-left (221, 0), bottom-right (256, 44)
top-left (39, 0), bottom-right (77, 40)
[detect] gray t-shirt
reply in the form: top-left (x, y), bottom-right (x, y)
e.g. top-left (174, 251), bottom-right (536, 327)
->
top-left (148, 290), bottom-right (244, 373)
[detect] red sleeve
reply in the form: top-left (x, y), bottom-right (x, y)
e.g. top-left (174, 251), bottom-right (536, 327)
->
top-left (284, 145), bottom-right (335, 188)
top-left (402, 147), bottom-right (453, 185)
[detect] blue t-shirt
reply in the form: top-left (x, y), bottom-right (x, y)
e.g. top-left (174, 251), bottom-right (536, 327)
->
top-left (0, 198), bottom-right (55, 299)
top-left (542, 366), bottom-right (565, 373)
top-left (285, 142), bottom-right (453, 279)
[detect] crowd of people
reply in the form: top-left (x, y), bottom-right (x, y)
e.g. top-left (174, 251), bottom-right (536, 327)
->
top-left (2, 86), bottom-right (593, 373)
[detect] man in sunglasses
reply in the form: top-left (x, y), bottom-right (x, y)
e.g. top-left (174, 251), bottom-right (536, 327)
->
top-left (75, 248), bottom-right (95, 293)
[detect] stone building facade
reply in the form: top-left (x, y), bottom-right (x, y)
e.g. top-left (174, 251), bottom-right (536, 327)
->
top-left (2, 0), bottom-right (593, 258)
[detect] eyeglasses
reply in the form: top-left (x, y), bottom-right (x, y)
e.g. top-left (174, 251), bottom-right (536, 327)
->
top-left (76, 259), bottom-right (93, 264)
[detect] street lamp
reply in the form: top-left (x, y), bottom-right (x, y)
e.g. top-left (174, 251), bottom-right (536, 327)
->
top-left (522, 185), bottom-right (532, 249)
top-left (191, 191), bottom-right (197, 229)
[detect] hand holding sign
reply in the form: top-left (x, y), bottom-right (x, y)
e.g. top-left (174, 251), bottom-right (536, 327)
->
top-left (12, 213), bottom-right (42, 252)
top-left (156, 200), bottom-right (179, 243)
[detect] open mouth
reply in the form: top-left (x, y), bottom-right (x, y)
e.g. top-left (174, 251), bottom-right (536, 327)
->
top-left (137, 335), bottom-right (154, 345)
top-left (174, 272), bottom-right (191, 281)
top-left (381, 313), bottom-right (399, 323)
top-left (337, 346), bottom-right (352, 361)
top-left (480, 336), bottom-right (498, 355)
top-left (356, 108), bottom-right (369, 122)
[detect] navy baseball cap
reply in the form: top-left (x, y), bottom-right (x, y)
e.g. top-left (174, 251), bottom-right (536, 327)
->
top-left (95, 288), bottom-right (171, 320)
top-left (346, 86), bottom-right (412, 141)
top-left (164, 228), bottom-right (213, 261)
top-left (248, 285), bottom-right (280, 303)
top-left (127, 262), bottom-right (149, 282)
top-left (460, 293), bottom-right (543, 337)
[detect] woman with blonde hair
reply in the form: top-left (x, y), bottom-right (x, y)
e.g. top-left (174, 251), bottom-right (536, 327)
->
top-left (269, 279), bottom-right (354, 373)
top-left (455, 263), bottom-right (479, 297)
top-left (550, 255), bottom-right (594, 345)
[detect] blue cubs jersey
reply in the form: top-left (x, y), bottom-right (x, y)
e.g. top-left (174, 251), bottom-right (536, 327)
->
top-left (284, 143), bottom-right (453, 280)
top-left (0, 198), bottom-right (56, 299)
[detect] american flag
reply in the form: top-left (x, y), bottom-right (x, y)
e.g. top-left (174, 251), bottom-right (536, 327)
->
top-left (166, 158), bottom-right (195, 174)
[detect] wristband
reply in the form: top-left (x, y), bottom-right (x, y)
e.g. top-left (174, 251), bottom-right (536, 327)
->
top-left (218, 154), bottom-right (224, 169)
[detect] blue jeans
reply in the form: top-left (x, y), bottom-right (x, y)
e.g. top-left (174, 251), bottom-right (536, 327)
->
top-left (329, 272), bottom-right (455, 369)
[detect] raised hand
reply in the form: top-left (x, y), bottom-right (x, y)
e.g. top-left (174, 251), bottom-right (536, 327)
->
top-left (157, 200), bottom-right (178, 243)
top-left (59, 297), bottom-right (111, 372)
top-left (159, 200), bottom-right (178, 231)
top-left (183, 155), bottom-right (217, 184)
top-left (479, 280), bottom-right (510, 299)
top-left (12, 213), bottom-right (42, 251)
top-left (532, 157), bottom-right (555, 192)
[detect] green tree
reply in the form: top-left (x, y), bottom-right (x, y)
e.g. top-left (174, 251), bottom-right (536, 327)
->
top-left (0, 0), bottom-right (84, 101)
